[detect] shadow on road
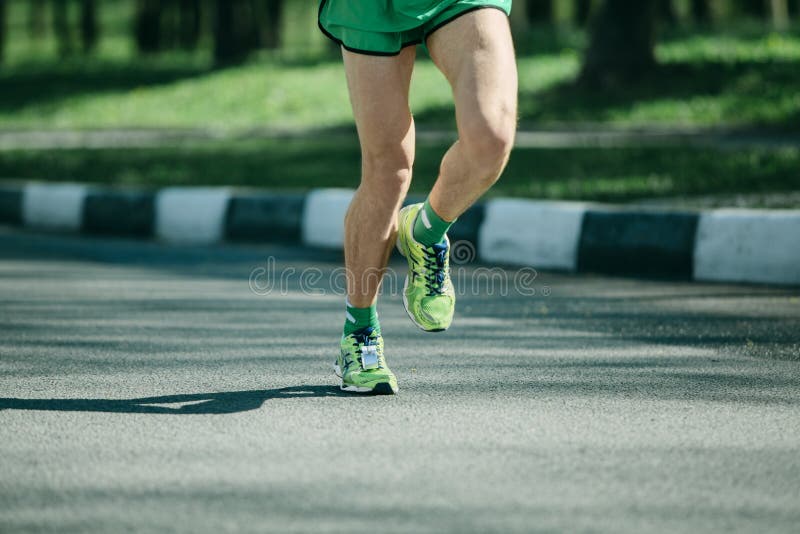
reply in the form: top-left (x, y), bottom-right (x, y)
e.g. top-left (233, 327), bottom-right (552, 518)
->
top-left (0, 385), bottom-right (355, 414)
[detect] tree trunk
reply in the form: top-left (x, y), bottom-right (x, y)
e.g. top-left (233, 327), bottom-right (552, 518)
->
top-left (739, 0), bottom-right (767, 18)
top-left (178, 0), bottom-right (201, 50)
top-left (260, 0), bottom-right (284, 50)
top-left (52, 0), bottom-right (73, 57)
top-left (658, 0), bottom-right (677, 26)
top-left (80, 0), bottom-right (98, 53)
top-left (214, 0), bottom-right (263, 64)
top-left (770, 0), bottom-right (789, 30)
top-left (239, 0), bottom-right (260, 52)
top-left (135, 0), bottom-right (162, 53)
top-left (690, 0), bottom-right (711, 23)
top-left (27, 0), bottom-right (47, 39)
top-left (0, 0), bottom-right (6, 64)
top-left (575, 0), bottom-right (593, 26)
top-left (526, 0), bottom-right (553, 23)
top-left (509, 0), bottom-right (529, 33)
top-left (214, 0), bottom-right (237, 64)
top-left (580, 0), bottom-right (657, 87)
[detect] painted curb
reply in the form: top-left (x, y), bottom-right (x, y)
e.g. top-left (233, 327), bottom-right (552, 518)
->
top-left (226, 192), bottom-right (305, 243)
top-left (301, 188), bottom-right (354, 249)
top-left (578, 210), bottom-right (699, 279)
top-left (155, 187), bottom-right (231, 244)
top-left (83, 189), bottom-right (155, 237)
top-left (0, 185), bottom-right (23, 225)
top-left (479, 199), bottom-right (588, 271)
top-left (694, 209), bottom-right (800, 285)
top-left (23, 182), bottom-right (87, 231)
top-left (1, 181), bottom-right (799, 286)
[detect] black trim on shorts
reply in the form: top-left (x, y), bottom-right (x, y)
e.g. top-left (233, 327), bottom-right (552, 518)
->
top-left (317, 0), bottom-right (421, 57)
top-left (423, 5), bottom-right (510, 43)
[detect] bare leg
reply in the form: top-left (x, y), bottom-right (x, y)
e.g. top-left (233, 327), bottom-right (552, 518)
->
top-left (426, 9), bottom-right (518, 222)
top-left (342, 46), bottom-right (416, 307)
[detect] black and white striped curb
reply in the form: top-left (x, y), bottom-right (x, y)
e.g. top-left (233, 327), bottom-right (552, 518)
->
top-left (1, 182), bottom-right (798, 286)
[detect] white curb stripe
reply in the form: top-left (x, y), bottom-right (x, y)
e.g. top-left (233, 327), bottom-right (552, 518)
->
top-left (694, 209), bottom-right (800, 285)
top-left (22, 182), bottom-right (87, 231)
top-left (302, 188), bottom-right (354, 249)
top-left (155, 187), bottom-right (231, 244)
top-left (478, 198), bottom-right (588, 271)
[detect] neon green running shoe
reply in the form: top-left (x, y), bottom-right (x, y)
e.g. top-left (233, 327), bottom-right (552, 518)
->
top-left (334, 326), bottom-right (398, 394)
top-left (396, 203), bottom-right (455, 332)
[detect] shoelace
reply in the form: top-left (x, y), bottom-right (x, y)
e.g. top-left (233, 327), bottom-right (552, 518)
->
top-left (422, 243), bottom-right (448, 296)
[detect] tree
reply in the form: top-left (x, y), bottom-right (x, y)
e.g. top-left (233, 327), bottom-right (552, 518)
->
top-left (575, 0), bottom-right (593, 26)
top-left (690, 0), bottom-right (711, 24)
top-left (0, 0), bottom-right (6, 64)
top-left (135, 0), bottom-right (163, 53)
top-left (657, 0), bottom-right (677, 26)
top-left (739, 0), bottom-right (767, 18)
top-left (509, 0), bottom-right (529, 33)
top-left (526, 0), bottom-right (553, 23)
top-left (178, 0), bottom-right (202, 50)
top-left (580, 0), bottom-right (657, 87)
top-left (213, 0), bottom-right (265, 64)
top-left (213, 0), bottom-right (236, 63)
top-left (52, 0), bottom-right (73, 57)
top-left (770, 0), bottom-right (789, 30)
top-left (80, 0), bottom-right (98, 53)
top-left (27, 0), bottom-right (46, 39)
top-left (260, 0), bottom-right (285, 50)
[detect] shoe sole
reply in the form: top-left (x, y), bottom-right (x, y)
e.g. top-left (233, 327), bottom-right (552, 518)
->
top-left (333, 364), bottom-right (397, 395)
top-left (401, 276), bottom-right (448, 333)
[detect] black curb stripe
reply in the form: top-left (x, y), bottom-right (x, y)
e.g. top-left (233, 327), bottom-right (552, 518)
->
top-left (225, 193), bottom-right (306, 243)
top-left (577, 210), bottom-right (699, 279)
top-left (82, 190), bottom-right (155, 238)
top-left (449, 203), bottom-right (484, 249)
top-left (0, 186), bottom-right (23, 225)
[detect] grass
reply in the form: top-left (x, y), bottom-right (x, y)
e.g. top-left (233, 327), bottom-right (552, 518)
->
top-left (1, 3), bottom-right (799, 202)
top-left (515, 29), bottom-right (800, 130)
top-left (2, 138), bottom-right (798, 203)
top-left (1, 0), bottom-right (800, 131)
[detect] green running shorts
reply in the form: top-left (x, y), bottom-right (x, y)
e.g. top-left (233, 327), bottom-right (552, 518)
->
top-left (318, 0), bottom-right (512, 56)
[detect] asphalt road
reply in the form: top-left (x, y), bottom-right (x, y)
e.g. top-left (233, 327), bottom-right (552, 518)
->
top-left (1, 228), bottom-right (799, 533)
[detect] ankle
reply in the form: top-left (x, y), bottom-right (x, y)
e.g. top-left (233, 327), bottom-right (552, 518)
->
top-left (343, 300), bottom-right (380, 336)
top-left (413, 198), bottom-right (455, 247)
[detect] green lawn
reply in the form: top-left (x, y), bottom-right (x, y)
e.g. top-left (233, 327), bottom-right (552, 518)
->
top-left (2, 138), bottom-right (798, 203)
top-left (2, 3), bottom-right (799, 202)
top-left (1, 0), bottom-right (800, 131)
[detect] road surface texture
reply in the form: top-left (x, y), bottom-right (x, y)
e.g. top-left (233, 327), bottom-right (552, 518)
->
top-left (1, 227), bottom-right (798, 533)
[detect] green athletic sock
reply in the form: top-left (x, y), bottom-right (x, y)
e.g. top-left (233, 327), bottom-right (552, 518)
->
top-left (413, 198), bottom-right (455, 247)
top-left (343, 299), bottom-right (380, 336)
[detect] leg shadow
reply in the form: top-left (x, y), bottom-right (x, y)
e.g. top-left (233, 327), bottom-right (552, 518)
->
top-left (0, 385), bottom-right (354, 415)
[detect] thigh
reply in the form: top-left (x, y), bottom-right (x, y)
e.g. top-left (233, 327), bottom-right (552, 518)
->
top-left (342, 46), bottom-right (417, 158)
top-left (425, 8), bottom-right (517, 136)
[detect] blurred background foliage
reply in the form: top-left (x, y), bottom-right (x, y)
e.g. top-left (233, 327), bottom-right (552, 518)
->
top-left (0, 0), bottom-right (798, 204)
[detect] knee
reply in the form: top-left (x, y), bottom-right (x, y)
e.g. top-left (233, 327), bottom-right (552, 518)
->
top-left (459, 108), bottom-right (516, 181)
top-left (361, 144), bottom-right (414, 197)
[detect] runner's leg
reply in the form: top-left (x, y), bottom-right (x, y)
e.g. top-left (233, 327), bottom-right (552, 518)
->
top-left (425, 9), bottom-right (517, 222)
top-left (342, 46), bottom-right (416, 310)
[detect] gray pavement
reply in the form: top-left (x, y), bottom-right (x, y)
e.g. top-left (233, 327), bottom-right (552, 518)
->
top-left (0, 227), bottom-right (799, 533)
